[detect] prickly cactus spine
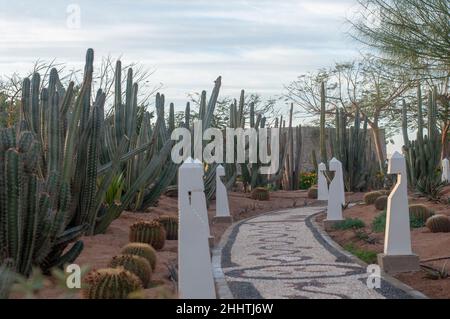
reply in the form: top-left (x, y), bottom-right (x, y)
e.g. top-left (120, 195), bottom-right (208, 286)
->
top-left (158, 215), bottom-right (178, 240)
top-left (425, 214), bottom-right (450, 233)
top-left (129, 221), bottom-right (166, 250)
top-left (109, 254), bottom-right (152, 288)
top-left (83, 268), bottom-right (142, 299)
top-left (121, 242), bottom-right (157, 271)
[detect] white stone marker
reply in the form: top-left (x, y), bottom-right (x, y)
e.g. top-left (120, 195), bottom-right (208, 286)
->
top-left (378, 151), bottom-right (419, 274)
top-left (324, 158), bottom-right (345, 230)
top-left (442, 158), bottom-right (449, 183)
top-left (317, 162), bottom-right (329, 201)
top-left (178, 157), bottom-right (216, 299)
top-left (214, 164), bottom-right (232, 223)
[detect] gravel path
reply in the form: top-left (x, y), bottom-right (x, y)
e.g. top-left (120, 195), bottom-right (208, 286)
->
top-left (220, 206), bottom-right (411, 299)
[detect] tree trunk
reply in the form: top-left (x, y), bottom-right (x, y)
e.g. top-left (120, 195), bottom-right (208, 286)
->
top-left (370, 124), bottom-right (386, 174)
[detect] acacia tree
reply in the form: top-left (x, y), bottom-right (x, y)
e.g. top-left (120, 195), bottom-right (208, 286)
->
top-left (284, 56), bottom-right (412, 172)
top-left (350, 0), bottom-right (450, 158)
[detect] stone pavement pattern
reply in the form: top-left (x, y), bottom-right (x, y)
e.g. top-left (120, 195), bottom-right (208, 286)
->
top-left (220, 206), bottom-right (410, 299)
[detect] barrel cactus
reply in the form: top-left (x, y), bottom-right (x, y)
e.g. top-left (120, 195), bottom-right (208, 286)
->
top-left (409, 204), bottom-right (434, 223)
top-left (121, 243), bottom-right (157, 271)
top-left (250, 187), bottom-right (270, 201)
top-left (364, 191), bottom-right (383, 205)
top-left (374, 195), bottom-right (388, 211)
top-left (158, 215), bottom-right (178, 240)
top-left (307, 186), bottom-right (318, 199)
top-left (425, 214), bottom-right (450, 233)
top-left (109, 254), bottom-right (152, 288)
top-left (129, 221), bottom-right (166, 250)
top-left (164, 185), bottom-right (178, 198)
top-left (83, 268), bottom-right (142, 299)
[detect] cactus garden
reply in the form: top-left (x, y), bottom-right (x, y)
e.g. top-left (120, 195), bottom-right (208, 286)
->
top-left (0, 0), bottom-right (449, 301)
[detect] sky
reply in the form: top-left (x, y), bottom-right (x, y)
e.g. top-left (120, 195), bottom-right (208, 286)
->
top-left (0, 0), bottom-right (361, 108)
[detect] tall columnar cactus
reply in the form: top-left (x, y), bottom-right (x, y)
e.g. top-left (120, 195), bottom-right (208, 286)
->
top-left (402, 86), bottom-right (442, 196)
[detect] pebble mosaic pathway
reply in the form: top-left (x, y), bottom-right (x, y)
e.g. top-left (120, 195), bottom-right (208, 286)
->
top-left (220, 206), bottom-right (412, 299)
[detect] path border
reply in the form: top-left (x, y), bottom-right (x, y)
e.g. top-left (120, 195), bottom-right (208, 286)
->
top-left (212, 206), bottom-right (428, 299)
top-left (308, 210), bottom-right (428, 299)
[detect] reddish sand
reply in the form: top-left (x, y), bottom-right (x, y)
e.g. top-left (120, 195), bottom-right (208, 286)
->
top-left (320, 191), bottom-right (450, 299)
top-left (21, 189), bottom-right (316, 299)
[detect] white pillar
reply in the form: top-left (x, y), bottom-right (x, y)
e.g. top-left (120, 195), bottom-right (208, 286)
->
top-left (384, 152), bottom-right (412, 255)
top-left (442, 158), bottom-right (449, 183)
top-left (378, 152), bottom-right (419, 274)
top-left (178, 157), bottom-right (216, 299)
top-left (325, 158), bottom-right (345, 223)
top-left (317, 162), bottom-right (328, 200)
top-left (215, 165), bottom-right (231, 221)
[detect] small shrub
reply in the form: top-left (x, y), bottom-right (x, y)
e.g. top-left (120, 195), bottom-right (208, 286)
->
top-left (307, 186), bottom-right (318, 199)
top-left (299, 172), bottom-right (317, 190)
top-left (372, 210), bottom-right (428, 233)
top-left (364, 191), bottom-right (383, 205)
top-left (343, 244), bottom-right (378, 264)
top-left (333, 218), bottom-right (365, 230)
top-left (374, 195), bottom-right (388, 210)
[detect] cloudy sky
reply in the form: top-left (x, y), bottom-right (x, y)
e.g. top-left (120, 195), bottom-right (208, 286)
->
top-left (0, 0), bottom-right (362, 110)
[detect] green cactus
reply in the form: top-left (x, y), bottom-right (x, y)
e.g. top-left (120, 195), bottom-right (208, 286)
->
top-left (250, 187), bottom-right (270, 201)
top-left (129, 221), bottom-right (166, 250)
top-left (409, 204), bottom-right (434, 223)
top-left (83, 268), bottom-right (142, 299)
top-left (158, 215), bottom-right (178, 240)
top-left (108, 254), bottom-right (152, 288)
top-left (364, 191), bottom-right (383, 205)
top-left (121, 243), bottom-right (157, 271)
top-left (374, 195), bottom-right (388, 211)
top-left (402, 86), bottom-right (442, 197)
top-left (425, 214), bottom-right (450, 233)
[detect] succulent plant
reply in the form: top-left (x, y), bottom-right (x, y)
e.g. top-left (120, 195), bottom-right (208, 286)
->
top-left (307, 185), bottom-right (318, 199)
top-left (121, 243), bottom-right (157, 271)
top-left (158, 215), bottom-right (178, 240)
top-left (425, 214), bottom-right (450, 233)
top-left (83, 268), bottom-right (142, 299)
top-left (374, 195), bottom-right (388, 211)
top-left (108, 254), bottom-right (152, 288)
top-left (164, 185), bottom-right (178, 198)
top-left (250, 187), bottom-right (270, 201)
top-left (409, 204), bottom-right (434, 223)
top-left (364, 191), bottom-right (383, 205)
top-left (129, 221), bottom-right (166, 250)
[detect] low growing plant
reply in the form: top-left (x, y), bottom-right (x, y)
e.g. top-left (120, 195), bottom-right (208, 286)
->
top-left (333, 218), bottom-right (365, 230)
top-left (343, 243), bottom-right (377, 264)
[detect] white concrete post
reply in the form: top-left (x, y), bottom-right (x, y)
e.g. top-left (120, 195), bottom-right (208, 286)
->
top-left (178, 157), bottom-right (216, 299)
top-left (442, 158), bottom-right (449, 183)
top-left (378, 152), bottom-right (419, 274)
top-left (324, 158), bottom-right (345, 228)
top-left (214, 164), bottom-right (232, 223)
top-left (317, 162), bottom-right (328, 201)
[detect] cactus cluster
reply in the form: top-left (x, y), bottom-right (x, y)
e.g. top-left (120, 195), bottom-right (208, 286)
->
top-left (83, 268), bottom-right (142, 299)
top-left (402, 86), bottom-right (442, 197)
top-left (158, 215), bottom-right (178, 240)
top-left (121, 243), bottom-right (157, 271)
top-left (425, 214), bottom-right (450, 233)
top-left (129, 221), bottom-right (166, 250)
top-left (250, 187), bottom-right (270, 201)
top-left (108, 254), bottom-right (152, 288)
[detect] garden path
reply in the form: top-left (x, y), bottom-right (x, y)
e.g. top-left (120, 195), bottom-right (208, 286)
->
top-left (217, 206), bottom-right (411, 299)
